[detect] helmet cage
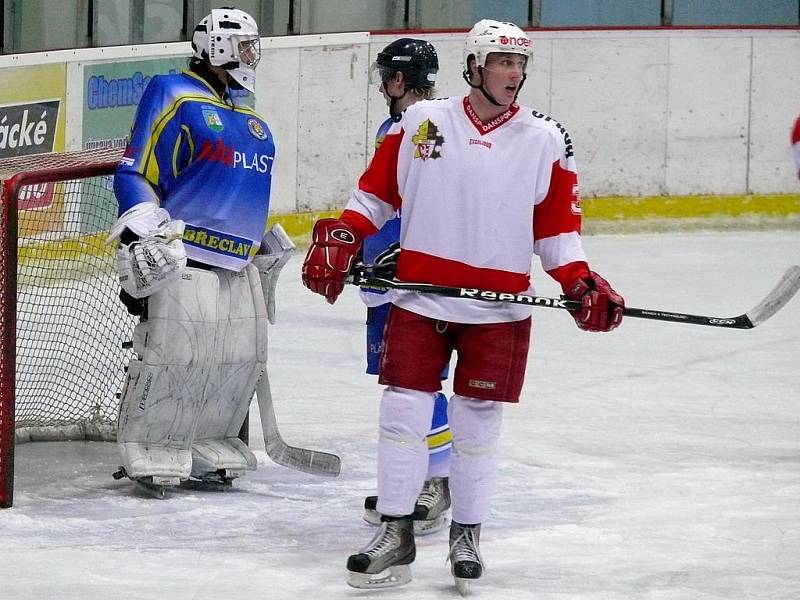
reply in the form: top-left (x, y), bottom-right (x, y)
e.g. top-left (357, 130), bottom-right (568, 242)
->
top-left (192, 8), bottom-right (260, 92)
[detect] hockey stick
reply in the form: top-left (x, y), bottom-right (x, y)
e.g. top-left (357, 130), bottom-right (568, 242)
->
top-left (252, 223), bottom-right (340, 477)
top-left (350, 265), bottom-right (800, 330)
top-left (256, 373), bottom-right (341, 477)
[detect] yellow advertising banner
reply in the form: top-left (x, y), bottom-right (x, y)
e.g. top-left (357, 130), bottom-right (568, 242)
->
top-left (0, 63), bottom-right (67, 236)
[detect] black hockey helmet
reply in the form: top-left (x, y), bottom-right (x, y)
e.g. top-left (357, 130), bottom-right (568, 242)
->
top-left (372, 38), bottom-right (439, 91)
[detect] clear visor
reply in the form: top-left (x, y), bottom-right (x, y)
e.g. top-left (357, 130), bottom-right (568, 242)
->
top-left (369, 62), bottom-right (393, 86)
top-left (236, 36), bottom-right (261, 68)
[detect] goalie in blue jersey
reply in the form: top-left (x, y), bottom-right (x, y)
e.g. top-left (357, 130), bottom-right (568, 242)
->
top-left (109, 7), bottom-right (293, 494)
top-left (358, 38), bottom-right (453, 535)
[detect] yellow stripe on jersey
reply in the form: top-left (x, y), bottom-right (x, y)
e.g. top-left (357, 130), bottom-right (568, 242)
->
top-left (171, 130), bottom-right (182, 178)
top-left (184, 125), bottom-right (195, 166)
top-left (172, 124), bottom-right (195, 177)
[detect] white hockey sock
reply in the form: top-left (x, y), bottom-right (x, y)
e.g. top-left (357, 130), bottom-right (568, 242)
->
top-left (448, 394), bottom-right (504, 524)
top-left (376, 386), bottom-right (435, 517)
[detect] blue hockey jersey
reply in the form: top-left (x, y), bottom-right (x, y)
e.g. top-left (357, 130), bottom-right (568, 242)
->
top-left (114, 69), bottom-right (275, 271)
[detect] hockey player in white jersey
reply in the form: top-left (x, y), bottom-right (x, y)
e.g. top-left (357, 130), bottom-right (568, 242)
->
top-left (108, 7), bottom-right (293, 495)
top-left (302, 20), bottom-right (624, 594)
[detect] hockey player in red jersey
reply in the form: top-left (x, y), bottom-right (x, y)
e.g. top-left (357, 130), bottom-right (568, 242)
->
top-left (792, 115), bottom-right (800, 179)
top-left (302, 19), bottom-right (624, 593)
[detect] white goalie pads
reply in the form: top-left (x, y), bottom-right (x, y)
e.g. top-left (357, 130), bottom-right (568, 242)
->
top-left (117, 267), bottom-right (218, 481)
top-left (253, 223), bottom-right (296, 324)
top-left (108, 203), bottom-right (187, 299)
top-left (190, 264), bottom-right (267, 477)
top-left (117, 264), bottom-right (267, 483)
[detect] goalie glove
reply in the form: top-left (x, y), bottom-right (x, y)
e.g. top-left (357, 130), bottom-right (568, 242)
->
top-left (301, 218), bottom-right (360, 304)
top-left (253, 223), bottom-right (296, 324)
top-left (107, 203), bottom-right (187, 299)
top-left (563, 270), bottom-right (624, 332)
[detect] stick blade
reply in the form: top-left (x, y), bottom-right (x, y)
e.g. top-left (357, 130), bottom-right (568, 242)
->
top-left (265, 440), bottom-right (342, 477)
top-left (745, 265), bottom-right (800, 328)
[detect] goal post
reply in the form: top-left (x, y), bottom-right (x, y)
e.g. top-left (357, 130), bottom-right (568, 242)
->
top-left (0, 147), bottom-right (133, 508)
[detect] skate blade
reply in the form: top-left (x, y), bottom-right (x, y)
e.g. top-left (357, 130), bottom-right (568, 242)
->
top-left (135, 477), bottom-right (179, 499)
top-left (180, 478), bottom-right (232, 492)
top-left (454, 577), bottom-right (472, 596)
top-left (414, 510), bottom-right (450, 536)
top-left (347, 565), bottom-right (412, 589)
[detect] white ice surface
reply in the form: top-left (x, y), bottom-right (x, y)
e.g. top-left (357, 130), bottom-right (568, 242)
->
top-left (2, 231), bottom-right (799, 600)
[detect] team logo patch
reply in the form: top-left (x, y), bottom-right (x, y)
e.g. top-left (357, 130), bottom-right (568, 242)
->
top-left (411, 119), bottom-right (444, 161)
top-left (202, 107), bottom-right (224, 132)
top-left (247, 118), bottom-right (268, 140)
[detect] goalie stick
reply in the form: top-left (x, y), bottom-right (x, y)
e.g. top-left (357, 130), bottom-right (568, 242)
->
top-left (253, 224), bottom-right (341, 477)
top-left (256, 372), bottom-right (341, 477)
top-left (349, 265), bottom-right (800, 330)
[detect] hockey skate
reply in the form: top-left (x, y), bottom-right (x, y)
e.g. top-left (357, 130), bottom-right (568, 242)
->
top-left (448, 522), bottom-right (484, 597)
top-left (112, 467), bottom-right (180, 499)
top-left (362, 477), bottom-right (451, 535)
top-left (346, 516), bottom-right (415, 589)
top-left (412, 477), bottom-right (451, 534)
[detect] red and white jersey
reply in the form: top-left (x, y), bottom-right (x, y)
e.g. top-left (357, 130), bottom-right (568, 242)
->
top-left (342, 95), bottom-right (589, 324)
top-left (792, 116), bottom-right (800, 178)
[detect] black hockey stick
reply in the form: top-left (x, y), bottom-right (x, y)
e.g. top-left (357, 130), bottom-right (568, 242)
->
top-left (256, 372), bottom-right (341, 477)
top-left (350, 265), bottom-right (800, 330)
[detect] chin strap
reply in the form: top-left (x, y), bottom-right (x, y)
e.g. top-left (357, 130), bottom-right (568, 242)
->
top-left (461, 67), bottom-right (527, 107)
top-left (388, 89), bottom-right (409, 122)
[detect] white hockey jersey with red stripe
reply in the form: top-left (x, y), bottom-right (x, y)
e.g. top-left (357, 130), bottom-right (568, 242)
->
top-left (341, 95), bottom-right (590, 324)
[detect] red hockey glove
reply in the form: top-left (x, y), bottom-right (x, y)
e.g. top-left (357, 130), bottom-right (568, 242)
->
top-left (301, 218), bottom-right (361, 304)
top-left (564, 271), bottom-right (625, 332)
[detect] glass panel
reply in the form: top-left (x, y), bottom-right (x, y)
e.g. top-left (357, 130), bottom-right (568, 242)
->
top-left (541, 0), bottom-right (661, 26)
top-left (672, 0), bottom-right (798, 25)
top-left (144, 0), bottom-right (183, 43)
top-left (420, 0), bottom-right (530, 29)
top-left (205, 1), bottom-right (290, 38)
top-left (297, 0), bottom-right (405, 34)
top-left (96, 0), bottom-right (132, 47)
top-left (14, 0), bottom-right (84, 52)
top-left (209, 0), bottom-right (261, 17)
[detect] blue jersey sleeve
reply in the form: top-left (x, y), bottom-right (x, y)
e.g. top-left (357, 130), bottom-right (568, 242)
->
top-left (114, 75), bottom-right (177, 213)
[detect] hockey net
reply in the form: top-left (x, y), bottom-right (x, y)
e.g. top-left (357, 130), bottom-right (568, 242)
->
top-left (0, 147), bottom-right (134, 507)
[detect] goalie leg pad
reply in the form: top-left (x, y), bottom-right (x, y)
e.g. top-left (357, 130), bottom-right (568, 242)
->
top-left (191, 264), bottom-right (268, 477)
top-left (117, 267), bottom-right (219, 481)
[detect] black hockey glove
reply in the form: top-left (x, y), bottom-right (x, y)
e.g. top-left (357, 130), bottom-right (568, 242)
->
top-left (371, 242), bottom-right (400, 279)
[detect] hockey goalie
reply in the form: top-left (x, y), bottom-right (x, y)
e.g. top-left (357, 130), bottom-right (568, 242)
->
top-left (107, 7), bottom-right (291, 494)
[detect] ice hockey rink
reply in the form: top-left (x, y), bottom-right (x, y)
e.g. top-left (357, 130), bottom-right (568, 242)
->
top-left (2, 230), bottom-right (798, 600)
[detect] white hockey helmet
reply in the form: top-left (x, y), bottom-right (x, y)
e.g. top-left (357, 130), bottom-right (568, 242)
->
top-left (463, 19), bottom-right (533, 72)
top-left (192, 7), bottom-right (260, 93)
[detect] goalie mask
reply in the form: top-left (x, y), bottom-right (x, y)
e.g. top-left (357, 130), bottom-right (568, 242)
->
top-left (192, 7), bottom-right (260, 93)
top-left (462, 19), bottom-right (532, 105)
